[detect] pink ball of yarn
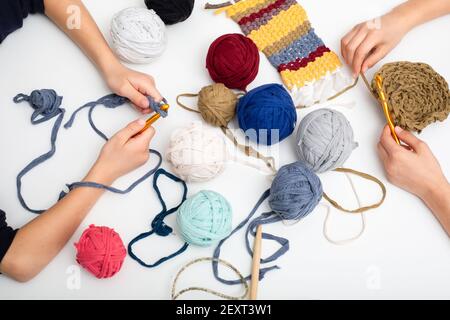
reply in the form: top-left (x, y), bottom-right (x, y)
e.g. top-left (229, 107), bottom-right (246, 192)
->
top-left (74, 225), bottom-right (126, 279)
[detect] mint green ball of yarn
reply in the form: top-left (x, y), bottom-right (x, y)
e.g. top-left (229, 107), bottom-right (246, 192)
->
top-left (176, 190), bottom-right (232, 247)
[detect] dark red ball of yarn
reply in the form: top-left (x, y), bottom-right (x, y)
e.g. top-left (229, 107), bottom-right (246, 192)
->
top-left (206, 34), bottom-right (260, 91)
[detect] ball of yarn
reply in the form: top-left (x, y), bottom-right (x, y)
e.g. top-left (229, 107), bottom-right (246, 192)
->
top-left (237, 84), bottom-right (297, 145)
top-left (269, 161), bottom-right (323, 220)
top-left (13, 89), bottom-right (63, 123)
top-left (296, 109), bottom-right (358, 173)
top-left (373, 62), bottom-right (450, 132)
top-left (145, 0), bottom-right (195, 25)
top-left (206, 34), bottom-right (259, 91)
top-left (111, 7), bottom-right (167, 64)
top-left (166, 122), bottom-right (228, 182)
top-left (198, 83), bottom-right (238, 127)
top-left (74, 225), bottom-right (126, 279)
top-left (176, 190), bottom-right (232, 246)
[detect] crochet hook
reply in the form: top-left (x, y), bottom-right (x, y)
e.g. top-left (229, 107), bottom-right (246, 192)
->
top-left (374, 75), bottom-right (400, 145)
top-left (133, 103), bottom-right (169, 137)
top-left (250, 225), bottom-right (263, 300)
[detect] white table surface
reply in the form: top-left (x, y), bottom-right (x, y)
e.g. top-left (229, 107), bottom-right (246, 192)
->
top-left (0, 0), bottom-right (449, 300)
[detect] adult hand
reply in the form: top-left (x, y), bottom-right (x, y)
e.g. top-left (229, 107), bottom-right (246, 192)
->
top-left (341, 11), bottom-right (411, 77)
top-left (377, 125), bottom-right (448, 199)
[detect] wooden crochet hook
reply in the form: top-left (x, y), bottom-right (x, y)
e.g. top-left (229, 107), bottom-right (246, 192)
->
top-left (374, 75), bottom-right (400, 145)
top-left (133, 104), bottom-right (169, 138)
top-left (250, 225), bottom-right (263, 300)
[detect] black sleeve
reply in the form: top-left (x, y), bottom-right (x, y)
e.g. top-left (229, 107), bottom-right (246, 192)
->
top-left (0, 0), bottom-right (45, 43)
top-left (0, 210), bottom-right (18, 264)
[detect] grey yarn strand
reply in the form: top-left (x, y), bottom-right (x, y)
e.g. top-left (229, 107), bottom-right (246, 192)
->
top-left (14, 90), bottom-right (164, 214)
top-left (296, 109), bottom-right (358, 173)
top-left (14, 90), bottom-right (65, 214)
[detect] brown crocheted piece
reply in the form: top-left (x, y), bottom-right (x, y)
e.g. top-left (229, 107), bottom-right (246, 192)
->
top-left (372, 62), bottom-right (450, 132)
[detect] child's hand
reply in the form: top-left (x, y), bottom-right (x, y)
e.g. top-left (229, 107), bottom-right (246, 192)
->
top-left (87, 119), bottom-right (155, 184)
top-left (105, 64), bottom-right (163, 114)
top-left (377, 125), bottom-right (448, 200)
top-left (341, 11), bottom-right (411, 77)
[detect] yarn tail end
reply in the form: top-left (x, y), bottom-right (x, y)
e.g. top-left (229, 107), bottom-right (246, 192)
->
top-left (289, 67), bottom-right (355, 108)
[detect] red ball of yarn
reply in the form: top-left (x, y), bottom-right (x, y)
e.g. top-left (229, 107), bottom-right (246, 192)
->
top-left (74, 225), bottom-right (126, 279)
top-left (206, 33), bottom-right (260, 91)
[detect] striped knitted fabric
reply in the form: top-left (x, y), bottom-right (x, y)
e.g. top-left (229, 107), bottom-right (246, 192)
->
top-left (219, 0), bottom-right (354, 106)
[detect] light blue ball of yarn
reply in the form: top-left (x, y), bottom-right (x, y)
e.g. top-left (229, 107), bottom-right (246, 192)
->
top-left (269, 161), bottom-right (323, 220)
top-left (237, 84), bottom-right (297, 145)
top-left (296, 108), bottom-right (358, 173)
top-left (176, 190), bottom-right (232, 247)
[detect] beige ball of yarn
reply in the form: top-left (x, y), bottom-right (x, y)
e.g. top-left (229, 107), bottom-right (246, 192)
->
top-left (166, 123), bottom-right (228, 182)
top-left (197, 83), bottom-right (238, 127)
top-left (373, 62), bottom-right (450, 132)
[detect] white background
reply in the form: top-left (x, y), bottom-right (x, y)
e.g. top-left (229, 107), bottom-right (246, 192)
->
top-left (0, 0), bottom-right (449, 300)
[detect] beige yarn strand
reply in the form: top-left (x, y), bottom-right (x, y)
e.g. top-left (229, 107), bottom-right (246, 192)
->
top-left (204, 0), bottom-right (242, 10)
top-left (323, 168), bottom-right (387, 214)
top-left (221, 127), bottom-right (277, 173)
top-left (176, 93), bottom-right (202, 114)
top-left (171, 257), bottom-right (249, 300)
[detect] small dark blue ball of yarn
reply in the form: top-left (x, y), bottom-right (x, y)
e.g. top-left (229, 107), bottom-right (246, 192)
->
top-left (237, 84), bottom-right (297, 145)
top-left (269, 161), bottom-right (323, 220)
top-left (145, 0), bottom-right (195, 25)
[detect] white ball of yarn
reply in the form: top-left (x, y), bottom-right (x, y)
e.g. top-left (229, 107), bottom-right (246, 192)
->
top-left (166, 123), bottom-right (228, 182)
top-left (111, 7), bottom-right (167, 64)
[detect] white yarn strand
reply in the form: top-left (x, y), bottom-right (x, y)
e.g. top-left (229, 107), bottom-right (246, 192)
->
top-left (322, 172), bottom-right (366, 245)
top-left (111, 8), bottom-right (167, 64)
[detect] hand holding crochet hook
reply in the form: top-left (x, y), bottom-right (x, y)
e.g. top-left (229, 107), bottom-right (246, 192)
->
top-left (133, 98), bottom-right (170, 137)
top-left (341, 0), bottom-right (450, 236)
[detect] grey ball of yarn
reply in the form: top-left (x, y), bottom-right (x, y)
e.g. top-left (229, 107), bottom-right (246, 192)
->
top-left (295, 108), bottom-right (358, 173)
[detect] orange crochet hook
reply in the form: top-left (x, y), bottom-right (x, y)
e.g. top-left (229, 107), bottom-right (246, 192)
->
top-left (374, 75), bottom-right (400, 145)
top-left (133, 104), bottom-right (169, 137)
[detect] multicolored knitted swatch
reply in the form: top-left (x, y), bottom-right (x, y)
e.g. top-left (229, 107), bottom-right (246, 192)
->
top-left (215, 0), bottom-right (354, 106)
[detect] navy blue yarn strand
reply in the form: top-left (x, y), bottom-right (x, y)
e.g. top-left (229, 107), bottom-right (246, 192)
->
top-left (15, 90), bottom-right (167, 213)
top-left (212, 189), bottom-right (288, 285)
top-left (128, 168), bottom-right (189, 268)
top-left (14, 90), bottom-right (66, 214)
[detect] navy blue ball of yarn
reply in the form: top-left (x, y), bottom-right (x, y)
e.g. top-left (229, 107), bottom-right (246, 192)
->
top-left (237, 84), bottom-right (297, 145)
top-left (269, 161), bottom-right (323, 220)
top-left (145, 0), bottom-right (195, 25)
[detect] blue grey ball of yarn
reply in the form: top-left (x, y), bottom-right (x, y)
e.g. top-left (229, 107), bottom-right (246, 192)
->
top-left (295, 109), bottom-right (358, 173)
top-left (269, 161), bottom-right (323, 220)
top-left (13, 89), bottom-right (63, 124)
